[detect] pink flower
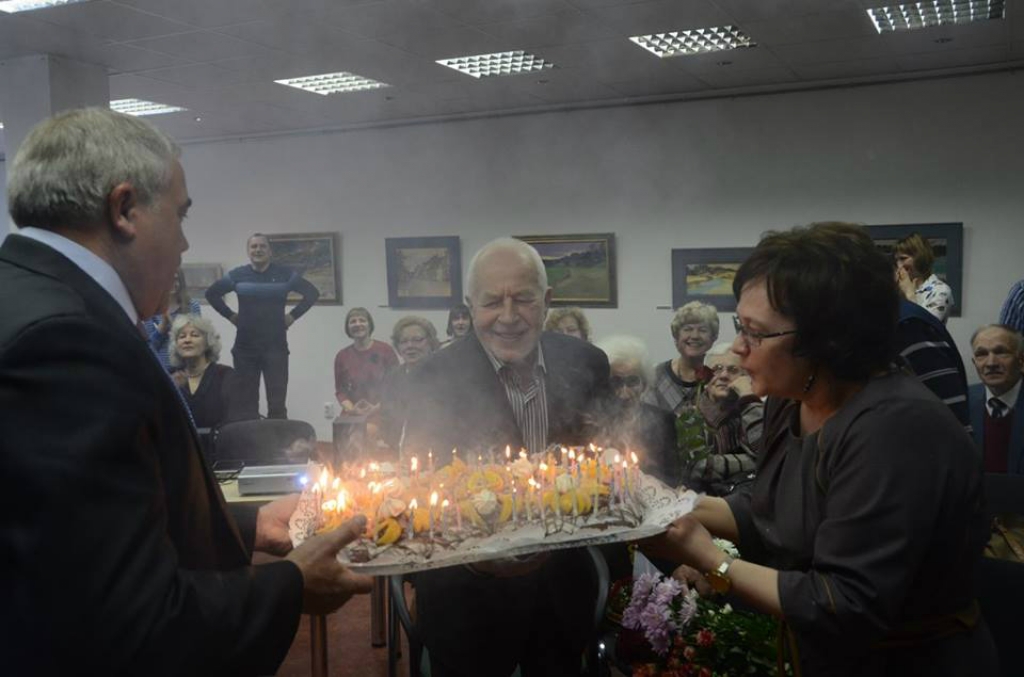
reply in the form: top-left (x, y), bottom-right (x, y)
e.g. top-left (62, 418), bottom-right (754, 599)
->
top-left (683, 645), bottom-right (696, 660)
top-left (696, 629), bottom-right (715, 647)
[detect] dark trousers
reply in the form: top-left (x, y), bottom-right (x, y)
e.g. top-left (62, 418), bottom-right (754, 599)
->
top-left (232, 348), bottom-right (289, 419)
top-left (415, 550), bottom-right (594, 677)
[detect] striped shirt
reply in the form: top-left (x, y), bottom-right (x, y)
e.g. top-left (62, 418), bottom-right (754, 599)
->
top-left (483, 345), bottom-right (549, 455)
top-left (998, 279), bottom-right (1024, 334)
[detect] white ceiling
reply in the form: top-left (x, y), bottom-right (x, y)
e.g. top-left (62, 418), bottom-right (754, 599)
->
top-left (0, 0), bottom-right (1022, 146)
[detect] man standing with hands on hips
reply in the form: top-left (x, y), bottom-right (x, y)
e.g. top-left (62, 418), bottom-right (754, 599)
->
top-left (207, 232), bottom-right (319, 419)
top-left (0, 107), bottom-right (370, 676)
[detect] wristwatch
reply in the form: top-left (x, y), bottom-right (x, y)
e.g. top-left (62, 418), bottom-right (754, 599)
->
top-left (705, 556), bottom-right (734, 595)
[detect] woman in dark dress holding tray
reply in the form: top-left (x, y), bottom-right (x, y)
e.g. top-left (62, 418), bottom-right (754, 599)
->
top-left (647, 222), bottom-right (996, 676)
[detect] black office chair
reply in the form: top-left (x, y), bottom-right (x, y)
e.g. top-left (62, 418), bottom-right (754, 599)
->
top-left (977, 473), bottom-right (1024, 677)
top-left (211, 418), bottom-right (317, 465)
top-left (387, 546), bottom-right (610, 677)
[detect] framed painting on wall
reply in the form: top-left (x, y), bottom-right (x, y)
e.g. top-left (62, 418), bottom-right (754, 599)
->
top-left (514, 233), bottom-right (617, 308)
top-left (265, 232), bottom-right (342, 305)
top-left (385, 236), bottom-right (463, 309)
top-left (671, 247), bottom-right (754, 312)
top-left (180, 263), bottom-right (223, 303)
top-left (866, 222), bottom-right (963, 317)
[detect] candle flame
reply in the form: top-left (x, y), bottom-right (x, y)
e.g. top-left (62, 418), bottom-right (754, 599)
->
top-left (614, 453), bottom-right (621, 464)
top-left (519, 449), bottom-right (528, 459)
top-left (331, 477), bottom-right (341, 490)
top-left (339, 490), bottom-right (347, 512)
top-left (359, 468), bottom-right (366, 479)
top-left (589, 443), bottom-right (597, 452)
top-left (505, 445), bottom-right (511, 459)
top-left (442, 498), bottom-right (450, 509)
top-left (411, 456), bottom-right (419, 472)
top-left (622, 460), bottom-right (628, 470)
top-left (409, 498), bottom-right (418, 510)
top-left (369, 462), bottom-right (380, 472)
top-left (430, 491), bottom-right (439, 507)
top-left (318, 468), bottom-right (329, 490)
top-left (568, 450), bottom-right (576, 461)
top-left (630, 451), bottom-right (639, 464)
top-left (452, 448), bottom-right (458, 457)
top-left (539, 462), bottom-right (548, 472)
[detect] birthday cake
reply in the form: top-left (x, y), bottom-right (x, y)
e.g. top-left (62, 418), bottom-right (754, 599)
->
top-left (289, 446), bottom-right (698, 575)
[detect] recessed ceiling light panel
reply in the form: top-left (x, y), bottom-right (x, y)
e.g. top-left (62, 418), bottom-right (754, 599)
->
top-left (629, 26), bottom-right (756, 58)
top-left (436, 50), bottom-right (554, 79)
top-left (274, 71), bottom-right (389, 95)
top-left (0, 0), bottom-right (91, 12)
top-left (867, 1), bottom-right (1005, 34)
top-left (110, 99), bottom-right (186, 116)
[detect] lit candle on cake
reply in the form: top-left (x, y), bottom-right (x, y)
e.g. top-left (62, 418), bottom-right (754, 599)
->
top-left (511, 484), bottom-right (518, 524)
top-left (441, 499), bottom-right (449, 535)
top-left (411, 456), bottom-right (419, 481)
top-left (429, 492), bottom-right (438, 540)
top-left (630, 451), bottom-right (640, 495)
top-left (568, 449), bottom-right (576, 476)
top-left (407, 498), bottom-right (417, 540)
top-left (428, 450), bottom-right (434, 475)
top-left (526, 479), bottom-right (535, 521)
top-left (620, 459), bottom-right (628, 504)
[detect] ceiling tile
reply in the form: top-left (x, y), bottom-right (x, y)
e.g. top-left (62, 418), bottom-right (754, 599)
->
top-left (584, 0), bottom-right (734, 37)
top-left (603, 69), bottom-right (708, 97)
top-left (742, 9), bottom-right (877, 45)
top-left (110, 0), bottom-right (369, 29)
top-left (476, 10), bottom-right (618, 48)
top-left (772, 36), bottom-right (892, 65)
top-left (213, 17), bottom-right (363, 54)
top-left (712, 0), bottom-right (861, 22)
top-left (377, 24), bottom-right (503, 59)
top-left (896, 45), bottom-right (1012, 72)
top-left (432, 0), bottom-right (578, 25)
top-left (123, 30), bottom-right (281, 62)
top-left (689, 63), bottom-right (798, 88)
top-left (316, 1), bottom-right (465, 39)
top-left (788, 56), bottom-right (901, 80)
top-left (90, 42), bottom-right (194, 73)
top-left (27, 1), bottom-right (193, 41)
top-left (538, 37), bottom-right (680, 81)
top-left (501, 67), bottom-right (622, 103)
top-left (879, 19), bottom-right (1010, 55)
top-left (142, 62), bottom-right (257, 89)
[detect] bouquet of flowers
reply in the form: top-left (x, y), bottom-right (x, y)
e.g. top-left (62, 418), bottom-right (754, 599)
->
top-left (614, 569), bottom-right (785, 677)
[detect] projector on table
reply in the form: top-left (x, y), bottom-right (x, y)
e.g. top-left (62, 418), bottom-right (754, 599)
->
top-left (237, 463), bottom-right (308, 496)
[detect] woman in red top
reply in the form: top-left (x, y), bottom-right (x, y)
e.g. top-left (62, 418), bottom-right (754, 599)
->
top-left (333, 307), bottom-right (399, 418)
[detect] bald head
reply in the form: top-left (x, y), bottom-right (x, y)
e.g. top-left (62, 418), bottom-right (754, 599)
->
top-left (466, 238), bottom-right (548, 301)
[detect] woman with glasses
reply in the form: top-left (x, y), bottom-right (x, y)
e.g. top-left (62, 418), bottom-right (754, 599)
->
top-left (643, 301), bottom-right (718, 418)
top-left (690, 342), bottom-right (763, 496)
top-left (379, 316), bottom-right (440, 452)
top-left (646, 223), bottom-right (994, 676)
top-left (594, 335), bottom-right (677, 485)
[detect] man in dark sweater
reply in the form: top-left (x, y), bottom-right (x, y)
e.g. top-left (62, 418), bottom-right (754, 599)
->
top-left (206, 234), bottom-right (319, 419)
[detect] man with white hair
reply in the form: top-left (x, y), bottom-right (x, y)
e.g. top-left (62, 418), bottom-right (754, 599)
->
top-left (968, 324), bottom-right (1024, 473)
top-left (403, 237), bottom-right (612, 677)
top-left (0, 108), bottom-right (371, 676)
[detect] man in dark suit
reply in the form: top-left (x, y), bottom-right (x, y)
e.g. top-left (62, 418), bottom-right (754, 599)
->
top-left (0, 108), bottom-right (371, 676)
top-left (403, 237), bottom-right (612, 677)
top-left (968, 324), bottom-right (1024, 473)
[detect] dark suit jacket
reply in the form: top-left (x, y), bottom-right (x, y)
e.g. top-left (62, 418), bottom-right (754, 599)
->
top-left (403, 331), bottom-right (612, 457)
top-left (969, 382), bottom-right (1024, 474)
top-left (0, 235), bottom-right (303, 676)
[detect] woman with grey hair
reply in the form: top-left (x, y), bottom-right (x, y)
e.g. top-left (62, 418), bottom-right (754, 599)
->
top-left (143, 269), bottom-right (201, 372)
top-left (596, 335), bottom-right (679, 485)
top-left (169, 314), bottom-right (239, 429)
top-left (545, 307), bottom-right (591, 342)
top-left (644, 301), bottom-right (719, 417)
top-left (379, 316), bottom-right (440, 452)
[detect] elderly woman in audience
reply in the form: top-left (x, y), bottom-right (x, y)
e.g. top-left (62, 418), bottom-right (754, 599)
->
top-left (646, 222), bottom-right (995, 676)
top-left (143, 269), bottom-right (200, 372)
top-left (168, 315), bottom-right (238, 430)
top-left (544, 306), bottom-right (591, 342)
top-left (894, 232), bottom-right (954, 323)
top-left (644, 301), bottom-right (717, 417)
top-left (334, 307), bottom-right (399, 417)
top-left (380, 316), bottom-right (440, 452)
top-left (595, 335), bottom-right (679, 485)
top-left (441, 303), bottom-right (473, 348)
top-left (690, 342), bottom-right (763, 495)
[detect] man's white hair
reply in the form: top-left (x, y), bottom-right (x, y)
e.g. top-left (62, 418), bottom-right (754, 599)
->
top-left (465, 238), bottom-right (548, 300)
top-left (7, 107), bottom-right (180, 231)
top-left (594, 335), bottom-right (654, 386)
top-left (705, 341), bottom-right (735, 357)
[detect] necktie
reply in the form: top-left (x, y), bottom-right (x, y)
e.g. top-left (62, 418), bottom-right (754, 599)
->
top-left (989, 398), bottom-right (1008, 419)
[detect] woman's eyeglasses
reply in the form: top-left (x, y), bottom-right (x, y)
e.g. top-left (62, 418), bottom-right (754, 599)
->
top-left (732, 315), bottom-right (797, 348)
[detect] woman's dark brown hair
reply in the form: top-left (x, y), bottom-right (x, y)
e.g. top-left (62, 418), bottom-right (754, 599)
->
top-left (733, 222), bottom-right (899, 382)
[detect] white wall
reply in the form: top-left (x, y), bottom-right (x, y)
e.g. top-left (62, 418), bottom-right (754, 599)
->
top-left (179, 70), bottom-right (1024, 441)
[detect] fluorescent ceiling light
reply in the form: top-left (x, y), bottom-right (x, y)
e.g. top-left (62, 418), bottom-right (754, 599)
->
top-left (110, 99), bottom-right (186, 116)
top-left (274, 71), bottom-right (389, 95)
top-left (867, 1), bottom-right (1005, 33)
top-left (630, 26), bottom-right (756, 58)
top-left (0, 0), bottom-right (91, 13)
top-left (436, 51), bottom-right (554, 79)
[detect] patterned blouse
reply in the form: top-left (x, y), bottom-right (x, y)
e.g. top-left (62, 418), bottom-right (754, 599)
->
top-left (915, 273), bottom-right (954, 323)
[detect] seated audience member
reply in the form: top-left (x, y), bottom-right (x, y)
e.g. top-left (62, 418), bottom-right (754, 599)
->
top-left (169, 315), bottom-right (239, 430)
top-left (895, 298), bottom-right (971, 431)
top-left (595, 335), bottom-right (678, 485)
top-left (142, 269), bottom-right (200, 371)
top-left (999, 278), bottom-right (1024, 334)
top-left (691, 342), bottom-right (763, 495)
top-left (894, 232), bottom-right (953, 323)
top-left (643, 301), bottom-right (716, 417)
top-left (379, 316), bottom-right (440, 451)
top-left (647, 222), bottom-right (995, 676)
top-left (544, 306), bottom-right (591, 342)
top-left (968, 324), bottom-right (1024, 473)
top-left (333, 307), bottom-right (398, 419)
top-left (441, 303), bottom-right (473, 348)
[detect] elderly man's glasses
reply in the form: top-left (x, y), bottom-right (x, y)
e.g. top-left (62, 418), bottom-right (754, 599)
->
top-left (732, 315), bottom-right (796, 348)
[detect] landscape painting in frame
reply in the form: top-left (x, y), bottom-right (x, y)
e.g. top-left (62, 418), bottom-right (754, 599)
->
top-left (866, 223), bottom-right (963, 317)
top-left (516, 233), bottom-right (617, 308)
top-left (265, 232), bottom-right (341, 305)
top-left (671, 247), bottom-right (754, 312)
top-left (385, 236), bottom-right (462, 309)
top-left (180, 263), bottom-right (223, 303)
